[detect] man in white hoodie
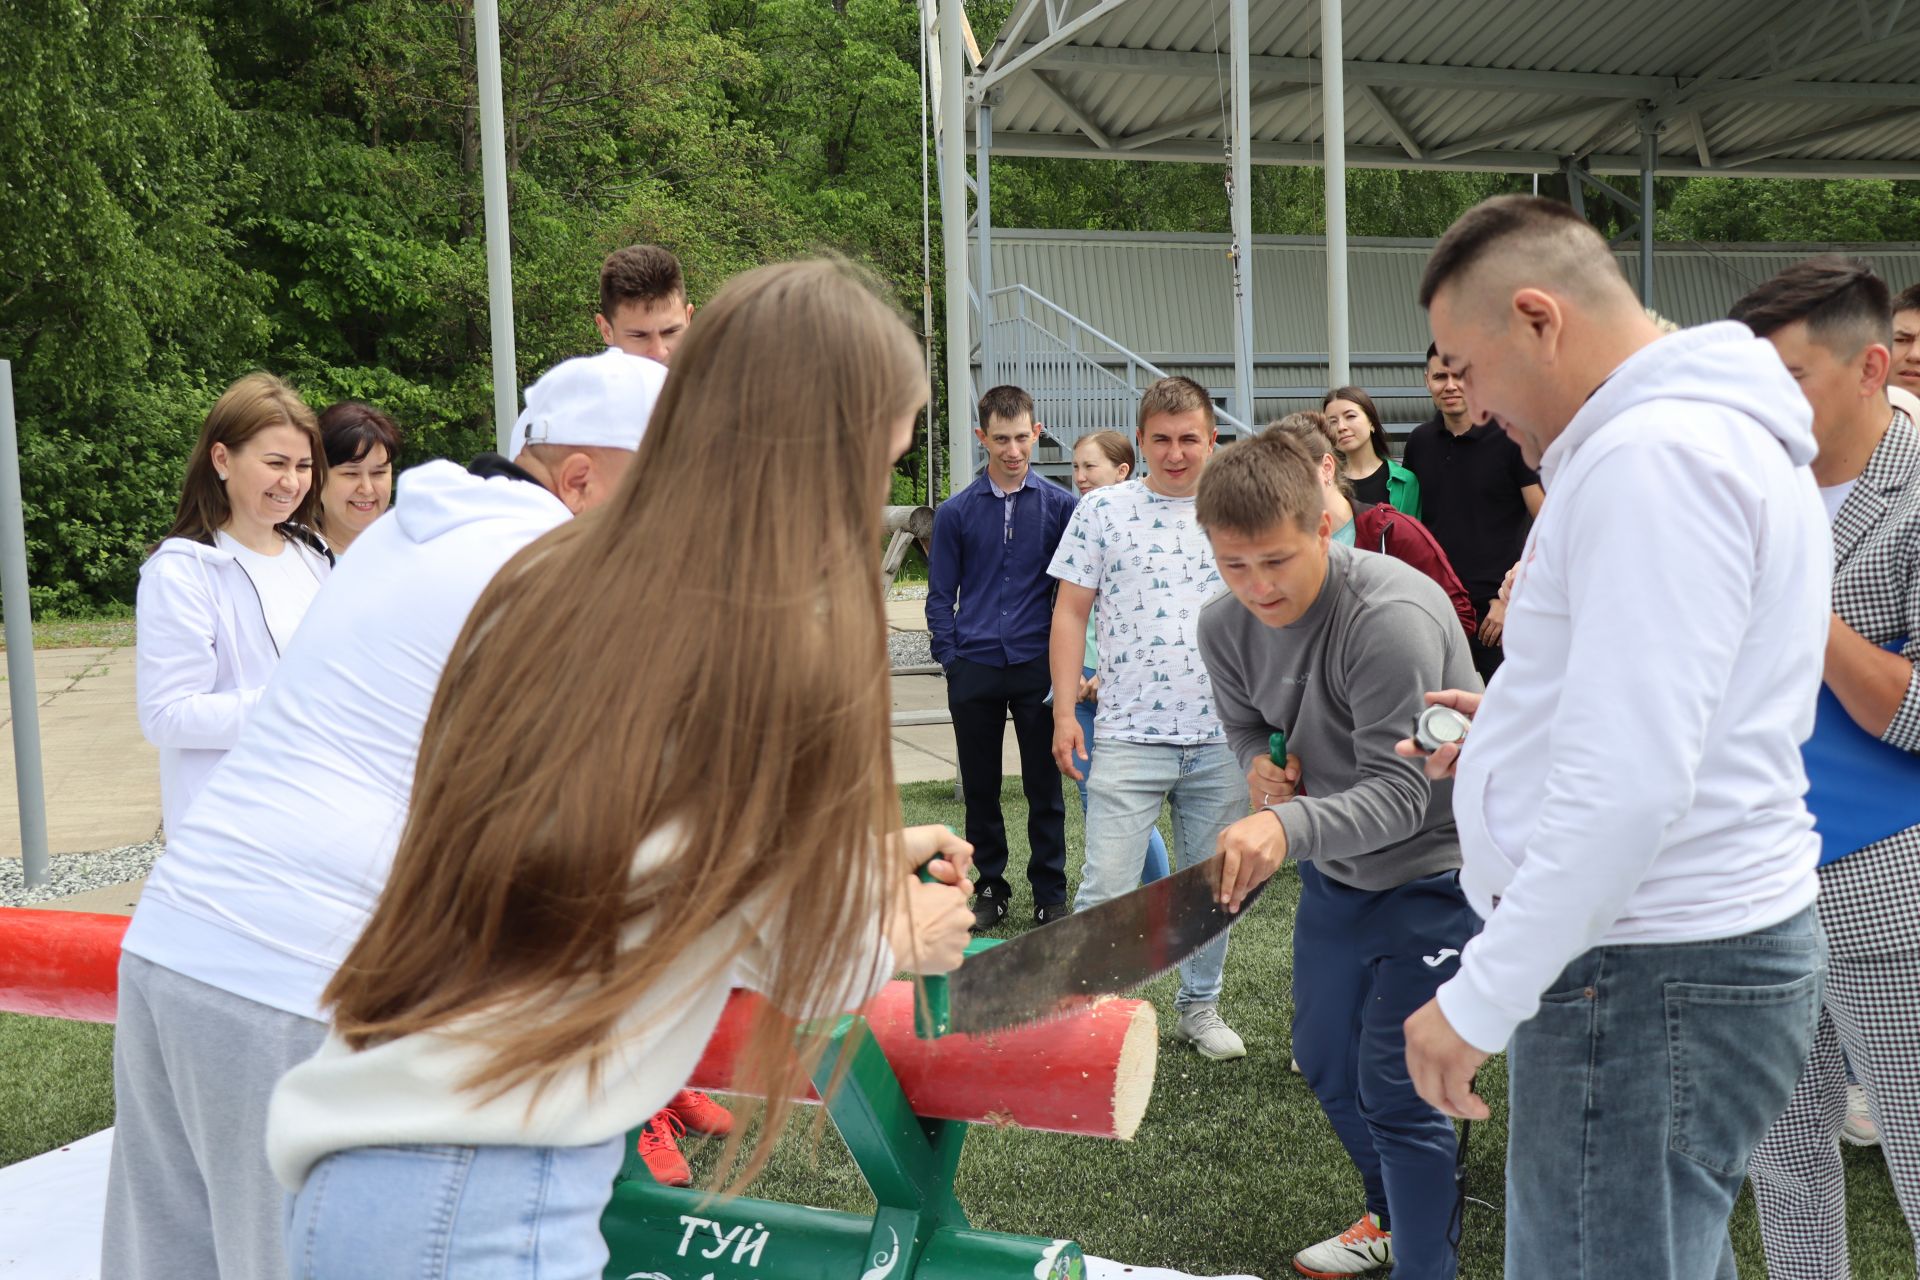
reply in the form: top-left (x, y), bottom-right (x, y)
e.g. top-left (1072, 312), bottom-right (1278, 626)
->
top-left (1401, 196), bottom-right (1830, 1278)
top-left (103, 348), bottom-right (667, 1280)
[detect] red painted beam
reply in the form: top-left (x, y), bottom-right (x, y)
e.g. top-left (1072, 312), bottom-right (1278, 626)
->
top-left (0, 907), bottom-right (128, 1022)
top-left (0, 907), bottom-right (1158, 1140)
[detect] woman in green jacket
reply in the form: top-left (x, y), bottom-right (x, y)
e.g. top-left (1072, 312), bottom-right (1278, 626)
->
top-left (1323, 385), bottom-right (1419, 517)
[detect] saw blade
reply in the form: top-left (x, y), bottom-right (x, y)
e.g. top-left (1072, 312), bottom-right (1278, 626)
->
top-left (939, 852), bottom-right (1268, 1037)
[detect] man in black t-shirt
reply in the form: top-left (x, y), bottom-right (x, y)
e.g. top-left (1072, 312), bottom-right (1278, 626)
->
top-left (1402, 343), bottom-right (1544, 680)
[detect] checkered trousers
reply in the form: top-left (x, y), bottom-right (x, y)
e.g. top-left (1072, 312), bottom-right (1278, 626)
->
top-left (1746, 835), bottom-right (1920, 1279)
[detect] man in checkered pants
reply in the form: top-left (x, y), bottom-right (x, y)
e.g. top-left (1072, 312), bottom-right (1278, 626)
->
top-left (1733, 257), bottom-right (1920, 1279)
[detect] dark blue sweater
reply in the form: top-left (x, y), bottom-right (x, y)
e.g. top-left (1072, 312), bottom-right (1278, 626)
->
top-left (926, 471), bottom-right (1077, 668)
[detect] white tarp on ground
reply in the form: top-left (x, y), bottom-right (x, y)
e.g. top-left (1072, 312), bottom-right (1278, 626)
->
top-left (0, 1131), bottom-right (1263, 1280)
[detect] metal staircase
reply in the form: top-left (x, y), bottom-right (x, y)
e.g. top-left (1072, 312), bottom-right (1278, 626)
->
top-left (978, 284), bottom-right (1248, 477)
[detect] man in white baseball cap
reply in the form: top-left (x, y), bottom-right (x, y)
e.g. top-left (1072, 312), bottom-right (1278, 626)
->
top-left (102, 350), bottom-right (667, 1280)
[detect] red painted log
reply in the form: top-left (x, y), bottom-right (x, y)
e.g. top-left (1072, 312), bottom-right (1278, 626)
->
top-left (0, 907), bottom-right (128, 1022)
top-left (689, 984), bottom-right (1157, 1140)
top-left (0, 907), bottom-right (1158, 1140)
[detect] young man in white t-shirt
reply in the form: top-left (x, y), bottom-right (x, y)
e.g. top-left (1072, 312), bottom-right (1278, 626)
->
top-left (1047, 376), bottom-right (1247, 1060)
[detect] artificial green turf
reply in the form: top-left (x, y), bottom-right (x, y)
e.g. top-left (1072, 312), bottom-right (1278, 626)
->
top-left (3, 778), bottom-right (1913, 1277)
top-left (0, 1011), bottom-right (115, 1165)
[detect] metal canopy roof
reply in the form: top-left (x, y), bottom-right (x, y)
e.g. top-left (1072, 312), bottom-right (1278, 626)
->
top-left (975, 0), bottom-right (1920, 178)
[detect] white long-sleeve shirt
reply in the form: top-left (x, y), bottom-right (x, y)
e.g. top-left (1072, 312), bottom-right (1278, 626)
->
top-left (1437, 322), bottom-right (1830, 1054)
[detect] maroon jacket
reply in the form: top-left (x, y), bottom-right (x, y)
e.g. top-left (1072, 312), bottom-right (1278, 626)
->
top-left (1352, 503), bottom-right (1478, 640)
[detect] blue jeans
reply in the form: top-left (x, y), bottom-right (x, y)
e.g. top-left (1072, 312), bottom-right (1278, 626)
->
top-left (1506, 906), bottom-right (1825, 1279)
top-left (1073, 670), bottom-right (1170, 886)
top-left (284, 1138), bottom-right (625, 1280)
top-left (1295, 863), bottom-right (1480, 1280)
top-left (1076, 737), bottom-right (1240, 1010)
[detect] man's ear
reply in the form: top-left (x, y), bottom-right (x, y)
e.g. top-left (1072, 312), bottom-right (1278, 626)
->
top-left (555, 451), bottom-right (596, 514)
top-left (594, 313), bottom-right (614, 345)
top-left (1861, 342), bottom-right (1892, 398)
top-left (1511, 287), bottom-right (1567, 368)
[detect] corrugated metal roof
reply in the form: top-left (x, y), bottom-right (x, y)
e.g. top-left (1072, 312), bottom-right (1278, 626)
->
top-left (971, 0), bottom-right (1920, 178)
top-left (975, 228), bottom-right (1920, 424)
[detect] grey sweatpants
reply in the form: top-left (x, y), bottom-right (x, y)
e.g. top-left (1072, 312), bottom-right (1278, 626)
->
top-left (102, 951), bottom-right (327, 1280)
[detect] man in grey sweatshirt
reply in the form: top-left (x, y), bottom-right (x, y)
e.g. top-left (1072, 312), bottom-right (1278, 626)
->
top-left (1195, 428), bottom-right (1482, 1280)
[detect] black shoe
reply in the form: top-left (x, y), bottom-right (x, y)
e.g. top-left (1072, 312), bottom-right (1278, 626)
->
top-left (970, 884), bottom-right (1009, 932)
top-left (1033, 901), bottom-right (1072, 926)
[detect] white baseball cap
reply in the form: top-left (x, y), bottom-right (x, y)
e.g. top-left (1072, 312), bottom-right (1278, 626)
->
top-left (508, 348), bottom-right (668, 457)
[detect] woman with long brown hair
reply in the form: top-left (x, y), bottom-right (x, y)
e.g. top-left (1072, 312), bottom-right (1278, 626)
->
top-left (264, 260), bottom-right (975, 1280)
top-left (1322, 385), bottom-right (1421, 516)
top-left (136, 372), bottom-right (331, 834)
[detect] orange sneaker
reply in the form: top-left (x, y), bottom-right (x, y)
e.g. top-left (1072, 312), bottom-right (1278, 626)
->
top-left (636, 1110), bottom-right (691, 1187)
top-left (1293, 1214), bottom-right (1393, 1277)
top-left (666, 1088), bottom-right (734, 1137)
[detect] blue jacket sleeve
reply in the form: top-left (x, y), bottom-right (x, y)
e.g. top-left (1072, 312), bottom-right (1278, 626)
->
top-left (925, 500), bottom-right (963, 667)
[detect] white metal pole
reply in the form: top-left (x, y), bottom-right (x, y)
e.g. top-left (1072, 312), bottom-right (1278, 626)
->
top-left (1229, 0), bottom-right (1256, 428)
top-left (475, 0), bottom-right (519, 455)
top-left (0, 363), bottom-right (49, 887)
top-left (1320, 0), bottom-right (1351, 389)
top-left (940, 0), bottom-right (974, 493)
top-left (920, 0), bottom-right (937, 502)
top-left (977, 100), bottom-right (996, 396)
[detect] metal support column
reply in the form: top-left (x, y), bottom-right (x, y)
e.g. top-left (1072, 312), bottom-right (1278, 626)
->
top-left (1564, 156), bottom-right (1586, 219)
top-left (1320, 0), bottom-right (1351, 389)
top-left (475, 0), bottom-right (518, 454)
top-left (1228, 0), bottom-right (1256, 429)
top-left (0, 363), bottom-right (49, 888)
top-left (1638, 122), bottom-right (1657, 306)
top-left (977, 100), bottom-right (996, 397)
top-left (939, 0), bottom-right (974, 492)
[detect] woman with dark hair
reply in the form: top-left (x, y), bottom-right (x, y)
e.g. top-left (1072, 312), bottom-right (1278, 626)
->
top-left (316, 402), bottom-right (402, 555)
top-left (1323, 385), bottom-right (1420, 516)
top-left (137, 372), bottom-right (332, 833)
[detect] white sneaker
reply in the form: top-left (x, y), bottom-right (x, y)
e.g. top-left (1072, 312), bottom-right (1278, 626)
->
top-left (1174, 1004), bottom-right (1247, 1060)
top-left (1293, 1214), bottom-right (1393, 1277)
top-left (1844, 1083), bottom-right (1880, 1147)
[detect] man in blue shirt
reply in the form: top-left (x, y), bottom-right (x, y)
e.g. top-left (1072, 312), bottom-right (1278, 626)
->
top-left (928, 385), bottom-right (1078, 929)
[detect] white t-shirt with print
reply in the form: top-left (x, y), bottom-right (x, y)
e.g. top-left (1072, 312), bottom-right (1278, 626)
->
top-left (1047, 479), bottom-right (1225, 745)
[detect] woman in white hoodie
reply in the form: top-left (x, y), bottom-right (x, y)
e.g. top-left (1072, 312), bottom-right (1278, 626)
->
top-left (137, 373), bottom-right (331, 833)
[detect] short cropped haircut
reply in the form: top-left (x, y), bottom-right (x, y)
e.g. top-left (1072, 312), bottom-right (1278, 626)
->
top-left (599, 245), bottom-right (686, 317)
top-left (1138, 376), bottom-right (1216, 434)
top-left (1195, 427), bottom-right (1324, 538)
top-left (318, 401), bottom-right (403, 469)
top-left (1729, 255), bottom-right (1891, 356)
top-left (1418, 195), bottom-right (1616, 309)
top-left (1270, 411), bottom-right (1353, 499)
top-left (977, 384), bottom-right (1035, 429)
top-left (1426, 341), bottom-right (1440, 363)
top-left (1893, 282), bottom-right (1920, 316)
top-left (1076, 429), bottom-right (1135, 474)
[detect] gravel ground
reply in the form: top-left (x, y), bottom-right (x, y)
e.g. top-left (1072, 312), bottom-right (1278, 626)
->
top-left (888, 630), bottom-right (934, 669)
top-left (1, 834), bottom-right (163, 908)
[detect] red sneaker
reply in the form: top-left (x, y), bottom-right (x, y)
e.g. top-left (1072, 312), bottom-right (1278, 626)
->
top-left (666, 1088), bottom-right (734, 1137)
top-left (636, 1110), bottom-right (691, 1187)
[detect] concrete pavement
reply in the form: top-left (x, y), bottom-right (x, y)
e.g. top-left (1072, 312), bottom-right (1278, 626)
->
top-left (0, 645), bottom-right (160, 862)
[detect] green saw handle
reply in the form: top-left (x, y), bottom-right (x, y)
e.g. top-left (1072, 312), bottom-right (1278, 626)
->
top-left (911, 858), bottom-right (1001, 1039)
top-left (1269, 730), bottom-right (1287, 766)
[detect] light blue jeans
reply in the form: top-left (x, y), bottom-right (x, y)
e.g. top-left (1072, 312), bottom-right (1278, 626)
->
top-left (1073, 669), bottom-right (1170, 885)
top-left (284, 1137), bottom-right (625, 1280)
top-left (1075, 736), bottom-right (1241, 1010)
top-left (1506, 906), bottom-right (1825, 1279)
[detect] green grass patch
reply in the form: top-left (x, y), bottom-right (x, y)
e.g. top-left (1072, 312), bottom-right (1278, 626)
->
top-left (0, 1012), bottom-right (116, 1165)
top-left (0, 611), bottom-right (137, 652)
top-left (3, 779), bottom-right (1912, 1276)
